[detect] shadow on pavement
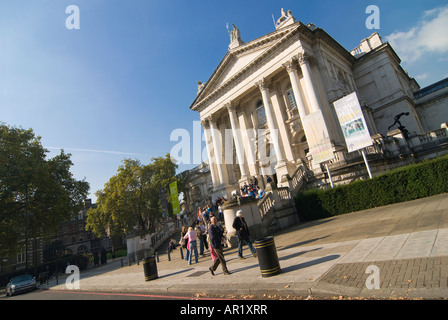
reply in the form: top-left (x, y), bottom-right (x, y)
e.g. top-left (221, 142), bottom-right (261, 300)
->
top-left (277, 236), bottom-right (331, 251)
top-left (281, 254), bottom-right (340, 274)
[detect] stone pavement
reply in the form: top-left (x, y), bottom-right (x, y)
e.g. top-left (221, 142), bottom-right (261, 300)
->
top-left (43, 193), bottom-right (448, 299)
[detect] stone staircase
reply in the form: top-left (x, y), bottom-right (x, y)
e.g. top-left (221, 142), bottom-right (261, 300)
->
top-left (256, 163), bottom-right (309, 233)
top-left (155, 230), bottom-right (182, 255)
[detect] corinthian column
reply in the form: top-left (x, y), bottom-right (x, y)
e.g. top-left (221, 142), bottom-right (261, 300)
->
top-left (201, 119), bottom-right (218, 190)
top-left (255, 78), bottom-right (286, 166)
top-left (208, 117), bottom-right (227, 188)
top-left (297, 52), bottom-right (321, 113)
top-left (226, 102), bottom-right (249, 182)
top-left (282, 59), bottom-right (308, 118)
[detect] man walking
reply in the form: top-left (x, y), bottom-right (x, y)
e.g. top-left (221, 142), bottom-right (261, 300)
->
top-left (208, 217), bottom-right (231, 275)
top-left (232, 210), bottom-right (257, 259)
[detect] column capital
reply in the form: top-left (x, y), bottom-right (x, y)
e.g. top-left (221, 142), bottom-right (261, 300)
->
top-left (205, 115), bottom-right (216, 126)
top-left (282, 59), bottom-right (297, 73)
top-left (255, 77), bottom-right (269, 92)
top-left (295, 52), bottom-right (316, 67)
top-left (200, 118), bottom-right (210, 128)
top-left (296, 52), bottom-right (308, 65)
top-left (225, 101), bottom-right (236, 113)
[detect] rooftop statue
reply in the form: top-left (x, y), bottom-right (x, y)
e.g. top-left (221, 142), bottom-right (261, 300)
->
top-left (228, 24), bottom-right (244, 49)
top-left (230, 24), bottom-right (241, 43)
top-left (276, 8), bottom-right (294, 28)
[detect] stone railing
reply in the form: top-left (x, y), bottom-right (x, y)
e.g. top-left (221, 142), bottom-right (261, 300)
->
top-left (258, 192), bottom-right (275, 220)
top-left (418, 128), bottom-right (447, 143)
top-left (281, 164), bottom-right (308, 193)
top-left (277, 186), bottom-right (292, 200)
top-left (150, 210), bottom-right (195, 253)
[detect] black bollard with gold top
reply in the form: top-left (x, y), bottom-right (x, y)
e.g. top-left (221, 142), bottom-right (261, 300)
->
top-left (254, 236), bottom-right (281, 277)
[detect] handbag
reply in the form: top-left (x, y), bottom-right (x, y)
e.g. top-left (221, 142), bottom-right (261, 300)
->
top-left (210, 247), bottom-right (218, 261)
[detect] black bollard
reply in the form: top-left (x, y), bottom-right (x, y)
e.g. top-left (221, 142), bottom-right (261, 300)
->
top-left (141, 256), bottom-right (158, 281)
top-left (254, 236), bottom-right (281, 277)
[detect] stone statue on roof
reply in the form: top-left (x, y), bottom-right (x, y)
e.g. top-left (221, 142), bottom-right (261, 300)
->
top-left (230, 24), bottom-right (241, 42)
top-left (276, 8), bottom-right (295, 29)
top-left (228, 24), bottom-right (245, 49)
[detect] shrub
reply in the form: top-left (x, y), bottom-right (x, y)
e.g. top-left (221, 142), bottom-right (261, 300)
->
top-left (295, 155), bottom-right (448, 222)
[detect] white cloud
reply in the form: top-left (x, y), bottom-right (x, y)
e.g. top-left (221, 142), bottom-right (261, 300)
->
top-left (415, 73), bottom-right (429, 81)
top-left (423, 8), bottom-right (439, 18)
top-left (385, 5), bottom-right (448, 63)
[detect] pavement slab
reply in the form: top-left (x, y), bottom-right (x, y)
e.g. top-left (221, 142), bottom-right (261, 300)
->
top-left (42, 193), bottom-right (448, 300)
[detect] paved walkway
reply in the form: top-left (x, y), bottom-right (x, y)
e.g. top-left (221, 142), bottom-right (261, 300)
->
top-left (43, 193), bottom-right (448, 299)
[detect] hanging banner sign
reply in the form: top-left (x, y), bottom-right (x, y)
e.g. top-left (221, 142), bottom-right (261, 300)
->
top-left (333, 92), bottom-right (372, 152)
top-left (301, 110), bottom-right (334, 163)
top-left (169, 181), bottom-right (181, 215)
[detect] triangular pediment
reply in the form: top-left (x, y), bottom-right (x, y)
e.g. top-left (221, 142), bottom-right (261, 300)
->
top-left (192, 23), bottom-right (301, 110)
top-left (214, 44), bottom-right (273, 89)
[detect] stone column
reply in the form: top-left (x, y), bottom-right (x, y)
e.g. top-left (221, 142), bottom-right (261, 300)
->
top-left (297, 52), bottom-right (321, 113)
top-left (255, 78), bottom-right (286, 167)
top-left (226, 102), bottom-right (249, 182)
top-left (208, 117), bottom-right (226, 187)
top-left (282, 59), bottom-right (308, 118)
top-left (238, 108), bottom-right (260, 181)
top-left (201, 119), bottom-right (218, 190)
top-left (269, 85), bottom-right (295, 164)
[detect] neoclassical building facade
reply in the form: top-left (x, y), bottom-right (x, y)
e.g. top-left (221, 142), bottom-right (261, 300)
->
top-left (189, 9), bottom-right (448, 201)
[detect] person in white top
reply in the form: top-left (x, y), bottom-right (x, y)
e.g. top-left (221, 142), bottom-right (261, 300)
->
top-left (183, 227), bottom-right (199, 265)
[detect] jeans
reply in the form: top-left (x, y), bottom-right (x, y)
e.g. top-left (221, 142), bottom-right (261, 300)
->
top-left (199, 237), bottom-right (204, 255)
top-left (238, 235), bottom-right (256, 258)
top-left (188, 240), bottom-right (199, 264)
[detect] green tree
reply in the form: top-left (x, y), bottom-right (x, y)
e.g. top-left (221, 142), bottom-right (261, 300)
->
top-left (86, 154), bottom-right (183, 238)
top-left (0, 124), bottom-right (90, 259)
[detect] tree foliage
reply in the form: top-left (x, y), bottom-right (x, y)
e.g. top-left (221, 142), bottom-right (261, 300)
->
top-left (85, 154), bottom-right (183, 238)
top-left (0, 124), bottom-right (90, 258)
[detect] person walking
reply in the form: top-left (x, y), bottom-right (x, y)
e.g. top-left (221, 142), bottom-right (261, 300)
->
top-left (232, 210), bottom-right (257, 259)
top-left (200, 220), bottom-right (209, 251)
top-left (183, 227), bottom-right (199, 265)
top-left (208, 217), bottom-right (231, 275)
top-left (180, 226), bottom-right (189, 262)
top-left (195, 222), bottom-right (205, 256)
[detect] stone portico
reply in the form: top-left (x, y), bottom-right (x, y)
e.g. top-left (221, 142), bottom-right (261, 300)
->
top-left (189, 9), bottom-right (448, 202)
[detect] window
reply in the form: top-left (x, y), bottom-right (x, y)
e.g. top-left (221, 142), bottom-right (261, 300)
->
top-left (256, 100), bottom-right (266, 126)
top-left (17, 251), bottom-right (25, 264)
top-left (285, 88), bottom-right (297, 109)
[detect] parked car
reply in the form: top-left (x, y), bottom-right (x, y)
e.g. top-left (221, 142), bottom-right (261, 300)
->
top-left (5, 274), bottom-right (37, 296)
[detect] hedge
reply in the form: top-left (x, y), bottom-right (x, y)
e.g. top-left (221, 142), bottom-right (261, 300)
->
top-left (294, 155), bottom-right (448, 222)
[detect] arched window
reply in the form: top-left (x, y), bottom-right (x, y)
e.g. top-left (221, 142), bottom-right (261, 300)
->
top-left (256, 100), bottom-right (266, 126)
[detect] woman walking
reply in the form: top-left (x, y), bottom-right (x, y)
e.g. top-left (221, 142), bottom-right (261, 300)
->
top-left (183, 227), bottom-right (199, 265)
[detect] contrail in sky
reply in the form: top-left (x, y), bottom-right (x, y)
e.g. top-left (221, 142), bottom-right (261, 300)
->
top-left (45, 146), bottom-right (146, 156)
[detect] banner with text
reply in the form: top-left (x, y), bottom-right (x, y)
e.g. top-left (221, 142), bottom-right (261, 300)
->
top-left (301, 110), bottom-right (334, 164)
top-left (333, 92), bottom-right (372, 152)
top-left (169, 181), bottom-right (181, 215)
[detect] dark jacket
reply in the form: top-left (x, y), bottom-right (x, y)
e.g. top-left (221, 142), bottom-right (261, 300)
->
top-left (232, 217), bottom-right (250, 239)
top-left (208, 223), bottom-right (224, 249)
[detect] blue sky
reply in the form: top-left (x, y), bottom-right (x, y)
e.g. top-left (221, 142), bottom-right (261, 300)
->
top-left (1, 0), bottom-right (447, 201)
